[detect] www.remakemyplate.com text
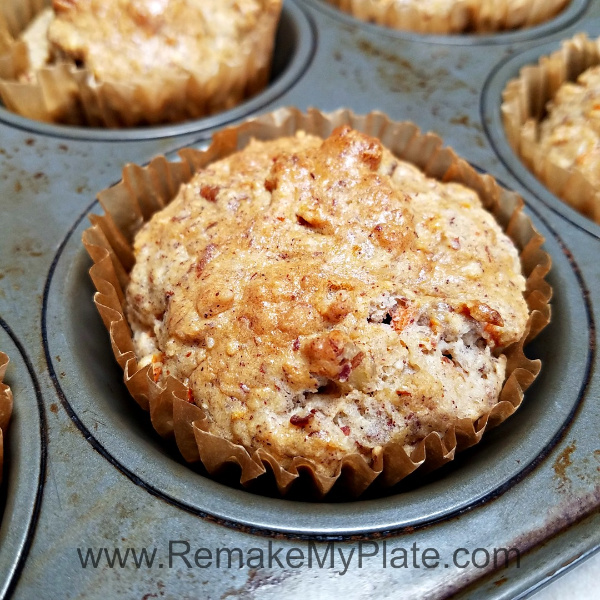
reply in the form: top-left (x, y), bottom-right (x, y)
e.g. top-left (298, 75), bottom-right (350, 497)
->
top-left (77, 541), bottom-right (520, 575)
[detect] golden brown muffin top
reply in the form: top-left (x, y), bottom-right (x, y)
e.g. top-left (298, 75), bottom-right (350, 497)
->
top-left (126, 127), bottom-right (528, 474)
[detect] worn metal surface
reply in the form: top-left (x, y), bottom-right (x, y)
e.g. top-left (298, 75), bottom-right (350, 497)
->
top-left (0, 0), bottom-right (599, 597)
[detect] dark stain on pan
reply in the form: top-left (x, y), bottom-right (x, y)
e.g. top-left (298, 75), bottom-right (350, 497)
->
top-left (1, 164), bottom-right (49, 195)
top-left (451, 115), bottom-right (471, 126)
top-left (439, 486), bottom-right (600, 598)
top-left (221, 569), bottom-right (296, 600)
top-left (12, 238), bottom-right (45, 258)
top-left (553, 440), bottom-right (576, 492)
top-left (508, 486), bottom-right (600, 568)
top-left (450, 115), bottom-right (484, 133)
top-left (558, 447), bottom-right (600, 488)
top-left (348, 37), bottom-right (483, 108)
top-left (356, 39), bottom-right (416, 69)
top-left (358, 39), bottom-right (450, 93)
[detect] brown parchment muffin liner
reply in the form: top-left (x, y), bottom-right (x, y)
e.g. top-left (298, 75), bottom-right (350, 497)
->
top-left (82, 107), bottom-right (552, 498)
top-left (0, 0), bottom-right (281, 127)
top-left (502, 34), bottom-right (600, 224)
top-left (326, 0), bottom-right (570, 35)
top-left (0, 352), bottom-right (14, 484)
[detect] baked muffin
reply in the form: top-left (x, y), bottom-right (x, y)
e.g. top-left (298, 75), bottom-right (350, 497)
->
top-left (0, 352), bottom-right (13, 484)
top-left (502, 34), bottom-right (600, 224)
top-left (0, 0), bottom-right (282, 126)
top-left (84, 109), bottom-right (550, 495)
top-left (124, 125), bottom-right (529, 478)
top-left (537, 66), bottom-right (600, 192)
top-left (326, 0), bottom-right (571, 34)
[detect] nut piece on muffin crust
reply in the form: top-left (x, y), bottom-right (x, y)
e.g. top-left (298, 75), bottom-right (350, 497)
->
top-left (125, 126), bottom-right (529, 477)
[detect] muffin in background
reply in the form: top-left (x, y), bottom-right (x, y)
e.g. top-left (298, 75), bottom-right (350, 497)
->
top-left (0, 0), bottom-right (282, 127)
top-left (502, 34), bottom-right (600, 224)
top-left (326, 0), bottom-right (571, 34)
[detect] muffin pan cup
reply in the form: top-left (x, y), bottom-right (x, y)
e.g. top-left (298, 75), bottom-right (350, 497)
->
top-left (0, 0), bottom-right (599, 597)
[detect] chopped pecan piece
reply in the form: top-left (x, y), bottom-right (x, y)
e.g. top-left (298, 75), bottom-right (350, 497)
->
top-left (303, 330), bottom-right (364, 381)
top-left (290, 413), bottom-right (314, 427)
top-left (200, 185), bottom-right (220, 202)
top-left (461, 302), bottom-right (504, 327)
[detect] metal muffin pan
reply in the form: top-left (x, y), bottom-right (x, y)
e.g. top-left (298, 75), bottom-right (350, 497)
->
top-left (1, 0), bottom-right (599, 598)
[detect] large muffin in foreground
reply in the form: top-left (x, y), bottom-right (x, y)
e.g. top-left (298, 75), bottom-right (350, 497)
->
top-left (125, 125), bottom-right (530, 479)
top-left (0, 0), bottom-right (282, 126)
top-left (84, 109), bottom-right (550, 496)
top-left (326, 0), bottom-right (571, 34)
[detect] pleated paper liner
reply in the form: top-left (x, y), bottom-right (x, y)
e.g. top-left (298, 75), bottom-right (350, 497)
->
top-left (0, 0), bottom-right (281, 127)
top-left (502, 33), bottom-right (600, 224)
top-left (325, 0), bottom-right (571, 34)
top-left (82, 107), bottom-right (552, 499)
top-left (0, 352), bottom-right (13, 485)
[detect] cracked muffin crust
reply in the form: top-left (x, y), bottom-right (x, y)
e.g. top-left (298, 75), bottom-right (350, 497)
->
top-left (126, 126), bottom-right (529, 476)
